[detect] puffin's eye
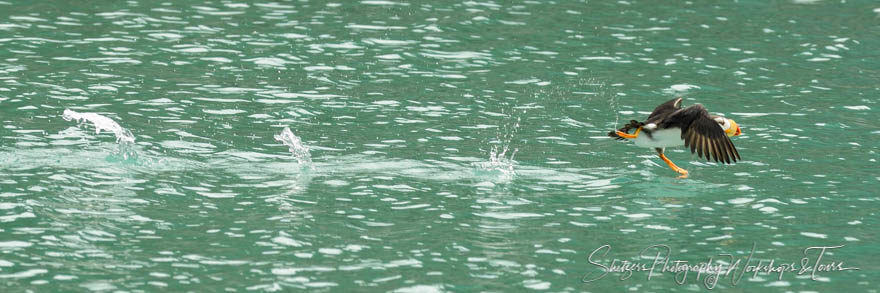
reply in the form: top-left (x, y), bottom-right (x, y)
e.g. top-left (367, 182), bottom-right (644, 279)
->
top-left (717, 118), bottom-right (730, 130)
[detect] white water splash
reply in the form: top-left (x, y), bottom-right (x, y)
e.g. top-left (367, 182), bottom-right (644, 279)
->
top-left (62, 109), bottom-right (135, 143)
top-left (475, 120), bottom-right (519, 177)
top-left (473, 103), bottom-right (526, 179)
top-left (274, 127), bottom-right (311, 164)
top-left (485, 144), bottom-right (517, 176)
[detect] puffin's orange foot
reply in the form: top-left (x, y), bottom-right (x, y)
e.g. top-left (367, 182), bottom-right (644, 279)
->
top-left (658, 152), bottom-right (688, 178)
top-left (673, 167), bottom-right (689, 179)
top-left (615, 130), bottom-right (639, 139)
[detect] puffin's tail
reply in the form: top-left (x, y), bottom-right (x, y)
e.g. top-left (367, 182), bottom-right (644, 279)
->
top-left (608, 120), bottom-right (645, 140)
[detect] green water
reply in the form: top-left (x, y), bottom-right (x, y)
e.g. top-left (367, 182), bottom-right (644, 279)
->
top-left (1, 0), bottom-right (878, 292)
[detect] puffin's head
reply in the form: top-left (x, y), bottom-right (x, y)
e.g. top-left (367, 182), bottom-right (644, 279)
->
top-left (714, 116), bottom-right (742, 137)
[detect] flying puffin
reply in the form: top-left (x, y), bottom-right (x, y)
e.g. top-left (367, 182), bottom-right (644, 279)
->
top-left (608, 97), bottom-right (742, 178)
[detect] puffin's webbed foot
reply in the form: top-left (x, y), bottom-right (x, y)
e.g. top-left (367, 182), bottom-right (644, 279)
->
top-left (615, 130), bottom-right (640, 139)
top-left (657, 150), bottom-right (688, 178)
top-left (609, 120), bottom-right (645, 140)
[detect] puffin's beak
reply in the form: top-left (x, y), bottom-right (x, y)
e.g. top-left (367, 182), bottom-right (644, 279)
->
top-left (727, 119), bottom-right (742, 136)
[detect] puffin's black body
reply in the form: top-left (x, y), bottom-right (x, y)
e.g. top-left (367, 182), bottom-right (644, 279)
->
top-left (609, 98), bottom-right (742, 177)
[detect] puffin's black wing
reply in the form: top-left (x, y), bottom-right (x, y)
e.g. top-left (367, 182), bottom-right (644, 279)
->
top-left (609, 98), bottom-right (682, 139)
top-left (647, 97), bottom-right (683, 121)
top-left (666, 104), bottom-right (741, 164)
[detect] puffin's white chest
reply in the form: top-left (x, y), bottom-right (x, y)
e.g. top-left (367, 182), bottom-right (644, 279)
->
top-left (633, 128), bottom-right (685, 148)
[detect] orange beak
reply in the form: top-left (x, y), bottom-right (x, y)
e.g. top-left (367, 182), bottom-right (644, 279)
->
top-left (726, 119), bottom-right (742, 137)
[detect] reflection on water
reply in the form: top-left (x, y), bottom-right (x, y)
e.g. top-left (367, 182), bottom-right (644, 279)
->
top-left (0, 0), bottom-right (877, 291)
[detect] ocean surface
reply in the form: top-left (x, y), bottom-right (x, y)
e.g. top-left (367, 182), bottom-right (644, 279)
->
top-left (1, 0), bottom-right (878, 292)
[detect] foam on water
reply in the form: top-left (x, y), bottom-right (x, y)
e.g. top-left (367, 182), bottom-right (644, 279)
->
top-left (62, 109), bottom-right (135, 143)
top-left (274, 127), bottom-right (311, 164)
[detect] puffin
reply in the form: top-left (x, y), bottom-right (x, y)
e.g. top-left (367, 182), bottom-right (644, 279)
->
top-left (608, 97), bottom-right (742, 178)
